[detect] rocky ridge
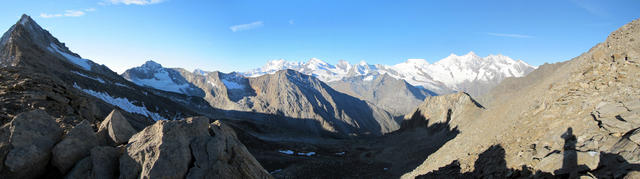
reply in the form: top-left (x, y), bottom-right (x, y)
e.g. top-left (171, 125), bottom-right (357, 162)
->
top-left (245, 53), bottom-right (536, 97)
top-left (402, 19), bottom-right (640, 178)
top-left (169, 68), bottom-right (398, 137)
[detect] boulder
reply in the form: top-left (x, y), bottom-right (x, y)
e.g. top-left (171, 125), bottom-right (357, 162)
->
top-left (52, 120), bottom-right (99, 173)
top-left (186, 120), bottom-right (272, 179)
top-left (0, 110), bottom-right (63, 179)
top-left (119, 117), bottom-right (272, 179)
top-left (65, 157), bottom-right (92, 179)
top-left (90, 146), bottom-right (119, 179)
top-left (119, 117), bottom-right (210, 179)
top-left (97, 109), bottom-right (137, 145)
top-left (64, 146), bottom-right (120, 179)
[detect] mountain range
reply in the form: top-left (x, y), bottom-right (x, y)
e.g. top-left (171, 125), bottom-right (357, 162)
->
top-left (1, 13), bottom-right (636, 178)
top-left (244, 52), bottom-right (536, 96)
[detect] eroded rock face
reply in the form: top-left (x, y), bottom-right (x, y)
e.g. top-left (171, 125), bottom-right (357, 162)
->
top-left (89, 146), bottom-right (119, 179)
top-left (52, 120), bottom-right (99, 173)
top-left (0, 110), bottom-right (62, 179)
top-left (64, 146), bottom-right (121, 179)
top-left (187, 120), bottom-right (273, 179)
top-left (120, 117), bottom-right (271, 179)
top-left (97, 109), bottom-right (137, 145)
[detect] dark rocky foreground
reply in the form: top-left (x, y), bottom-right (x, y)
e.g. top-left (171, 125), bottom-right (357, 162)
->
top-left (0, 109), bottom-right (271, 179)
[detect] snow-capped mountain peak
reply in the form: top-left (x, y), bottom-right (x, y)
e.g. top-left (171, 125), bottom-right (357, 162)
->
top-left (122, 61), bottom-right (204, 97)
top-left (246, 52), bottom-right (537, 96)
top-left (141, 60), bottom-right (163, 70)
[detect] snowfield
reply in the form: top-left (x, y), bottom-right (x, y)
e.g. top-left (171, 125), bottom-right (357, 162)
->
top-left (244, 52), bottom-right (536, 93)
top-left (48, 43), bottom-right (91, 71)
top-left (73, 83), bottom-right (167, 121)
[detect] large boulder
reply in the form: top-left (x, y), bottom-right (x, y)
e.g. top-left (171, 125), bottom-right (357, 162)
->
top-left (65, 157), bottom-right (92, 179)
top-left (51, 120), bottom-right (99, 173)
top-left (186, 120), bottom-right (272, 179)
top-left (119, 117), bottom-right (210, 179)
top-left (90, 146), bottom-right (120, 179)
top-left (97, 109), bottom-right (137, 145)
top-left (0, 110), bottom-right (63, 179)
top-left (119, 117), bottom-right (271, 179)
top-left (64, 146), bottom-right (120, 179)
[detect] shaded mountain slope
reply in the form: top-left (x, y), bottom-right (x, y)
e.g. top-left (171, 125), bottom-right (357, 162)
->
top-left (328, 73), bottom-right (436, 116)
top-left (162, 67), bottom-right (399, 137)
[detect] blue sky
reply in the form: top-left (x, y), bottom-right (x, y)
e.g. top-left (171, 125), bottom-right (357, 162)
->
top-left (0, 0), bottom-right (639, 73)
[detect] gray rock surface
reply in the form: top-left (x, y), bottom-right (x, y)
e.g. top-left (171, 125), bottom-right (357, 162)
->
top-left (52, 120), bottom-right (99, 173)
top-left (120, 117), bottom-right (271, 179)
top-left (187, 120), bottom-right (273, 179)
top-left (0, 110), bottom-right (62, 179)
top-left (97, 109), bottom-right (137, 145)
top-left (65, 157), bottom-right (92, 179)
top-left (89, 146), bottom-right (119, 179)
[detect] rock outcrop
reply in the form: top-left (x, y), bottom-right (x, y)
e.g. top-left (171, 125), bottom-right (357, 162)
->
top-left (120, 117), bottom-right (271, 179)
top-left (401, 92), bottom-right (484, 130)
top-left (52, 120), bottom-right (99, 173)
top-left (0, 110), bottom-right (62, 179)
top-left (97, 109), bottom-right (137, 145)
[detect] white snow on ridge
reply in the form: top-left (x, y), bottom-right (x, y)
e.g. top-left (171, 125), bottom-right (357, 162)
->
top-left (73, 83), bottom-right (166, 121)
top-left (48, 43), bottom-right (91, 71)
top-left (245, 52), bottom-right (536, 92)
top-left (278, 150), bottom-right (294, 155)
top-left (130, 70), bottom-right (190, 94)
top-left (221, 79), bottom-right (244, 89)
top-left (297, 152), bottom-right (316, 156)
top-left (71, 71), bottom-right (105, 83)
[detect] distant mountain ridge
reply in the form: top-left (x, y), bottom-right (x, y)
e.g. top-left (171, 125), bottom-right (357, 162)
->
top-left (244, 52), bottom-right (536, 96)
top-left (122, 60), bottom-right (205, 97)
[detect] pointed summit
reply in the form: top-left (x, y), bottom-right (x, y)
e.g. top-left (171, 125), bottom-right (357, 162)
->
top-left (18, 14), bottom-right (35, 26)
top-left (142, 60), bottom-right (163, 70)
top-left (0, 14), bottom-right (92, 70)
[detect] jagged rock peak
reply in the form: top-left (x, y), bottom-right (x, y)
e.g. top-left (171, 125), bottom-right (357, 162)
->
top-left (141, 60), bottom-right (163, 70)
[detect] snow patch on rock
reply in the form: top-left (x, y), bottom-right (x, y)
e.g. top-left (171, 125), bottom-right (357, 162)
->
top-left (73, 83), bottom-right (166, 121)
top-left (48, 43), bottom-right (91, 70)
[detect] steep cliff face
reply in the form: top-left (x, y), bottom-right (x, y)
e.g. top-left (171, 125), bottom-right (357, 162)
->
top-left (403, 19), bottom-right (640, 178)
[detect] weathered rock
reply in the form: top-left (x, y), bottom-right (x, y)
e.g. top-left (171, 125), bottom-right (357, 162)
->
top-left (0, 110), bottom-right (63, 179)
top-left (119, 117), bottom-right (210, 179)
top-left (63, 146), bottom-right (120, 179)
top-left (65, 157), bottom-right (92, 179)
top-left (624, 171), bottom-right (640, 179)
top-left (52, 120), bottom-right (99, 173)
top-left (90, 146), bottom-right (119, 179)
top-left (119, 117), bottom-right (271, 179)
top-left (186, 120), bottom-right (272, 179)
top-left (97, 109), bottom-right (137, 145)
top-left (629, 129), bottom-right (640, 145)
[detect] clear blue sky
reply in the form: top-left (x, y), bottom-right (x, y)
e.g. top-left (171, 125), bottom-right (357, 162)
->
top-left (1, 0), bottom-right (639, 73)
